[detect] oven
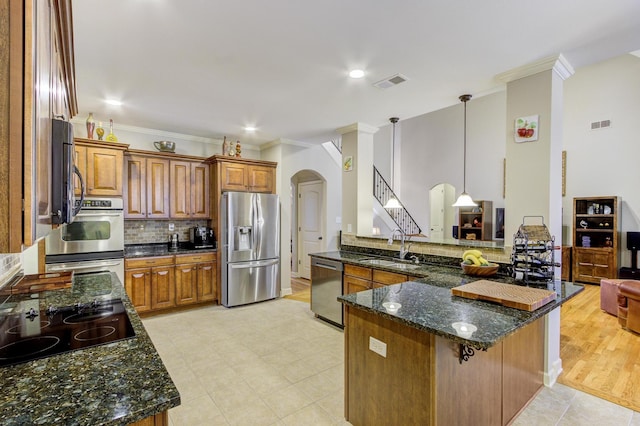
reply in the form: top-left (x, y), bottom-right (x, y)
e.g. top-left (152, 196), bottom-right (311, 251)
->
top-left (45, 198), bottom-right (125, 283)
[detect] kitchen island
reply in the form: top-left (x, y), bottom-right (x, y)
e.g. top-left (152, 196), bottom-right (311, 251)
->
top-left (0, 271), bottom-right (180, 425)
top-left (337, 263), bottom-right (583, 425)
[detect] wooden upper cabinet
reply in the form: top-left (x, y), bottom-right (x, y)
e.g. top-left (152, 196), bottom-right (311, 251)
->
top-left (191, 161), bottom-right (210, 218)
top-left (124, 154), bottom-right (170, 219)
top-left (220, 162), bottom-right (249, 192)
top-left (210, 156), bottom-right (277, 194)
top-left (170, 160), bottom-right (192, 218)
top-left (75, 139), bottom-right (128, 197)
top-left (169, 159), bottom-right (210, 219)
top-left (247, 165), bottom-right (275, 193)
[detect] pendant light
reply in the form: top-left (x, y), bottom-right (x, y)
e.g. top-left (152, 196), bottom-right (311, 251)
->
top-left (452, 94), bottom-right (478, 207)
top-left (384, 117), bottom-right (402, 209)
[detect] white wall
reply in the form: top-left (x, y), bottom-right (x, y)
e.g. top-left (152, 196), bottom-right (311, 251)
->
top-left (374, 91), bottom-right (507, 237)
top-left (70, 121), bottom-right (261, 159)
top-left (563, 53), bottom-right (640, 266)
top-left (261, 140), bottom-right (342, 294)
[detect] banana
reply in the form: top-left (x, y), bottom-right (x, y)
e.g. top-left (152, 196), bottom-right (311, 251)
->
top-left (464, 254), bottom-right (482, 266)
top-left (462, 249), bottom-right (483, 259)
top-left (478, 256), bottom-right (489, 266)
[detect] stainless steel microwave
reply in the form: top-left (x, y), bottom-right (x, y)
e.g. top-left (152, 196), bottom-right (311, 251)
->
top-left (51, 118), bottom-right (84, 224)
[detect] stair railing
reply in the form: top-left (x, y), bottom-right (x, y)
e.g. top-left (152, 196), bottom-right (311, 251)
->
top-left (373, 166), bottom-right (421, 235)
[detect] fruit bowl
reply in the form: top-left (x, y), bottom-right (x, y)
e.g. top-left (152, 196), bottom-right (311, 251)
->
top-left (461, 262), bottom-right (499, 277)
top-left (153, 141), bottom-right (176, 153)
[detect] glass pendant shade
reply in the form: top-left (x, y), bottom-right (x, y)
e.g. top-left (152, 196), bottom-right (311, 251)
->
top-left (384, 197), bottom-right (402, 209)
top-left (452, 192), bottom-right (477, 207)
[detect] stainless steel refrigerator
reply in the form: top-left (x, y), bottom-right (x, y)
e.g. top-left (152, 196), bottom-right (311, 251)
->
top-left (221, 191), bottom-right (280, 307)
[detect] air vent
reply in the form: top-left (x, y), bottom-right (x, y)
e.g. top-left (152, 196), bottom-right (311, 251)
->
top-left (373, 74), bottom-right (408, 89)
top-left (590, 119), bottom-right (612, 130)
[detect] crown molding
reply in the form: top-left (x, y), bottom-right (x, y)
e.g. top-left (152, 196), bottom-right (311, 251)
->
top-left (336, 122), bottom-right (379, 135)
top-left (496, 54), bottom-right (575, 83)
top-left (260, 138), bottom-right (315, 150)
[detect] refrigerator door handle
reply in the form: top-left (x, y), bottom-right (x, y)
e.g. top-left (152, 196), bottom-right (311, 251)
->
top-left (228, 259), bottom-right (279, 269)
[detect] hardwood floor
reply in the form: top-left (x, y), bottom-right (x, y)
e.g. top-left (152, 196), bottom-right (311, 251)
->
top-left (284, 277), bottom-right (310, 303)
top-left (559, 283), bottom-right (640, 411)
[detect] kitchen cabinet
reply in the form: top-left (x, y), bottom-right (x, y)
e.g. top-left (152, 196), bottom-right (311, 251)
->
top-left (572, 196), bottom-right (620, 284)
top-left (123, 154), bottom-right (170, 219)
top-left (210, 156), bottom-right (277, 194)
top-left (170, 160), bottom-right (210, 219)
top-left (344, 264), bottom-right (372, 294)
top-left (343, 264), bottom-right (416, 293)
top-left (74, 139), bottom-right (128, 197)
top-left (458, 200), bottom-right (493, 241)
top-left (125, 252), bottom-right (216, 314)
top-left (175, 253), bottom-right (216, 305)
top-left (125, 256), bottom-right (176, 313)
top-left (1, 0), bottom-right (77, 252)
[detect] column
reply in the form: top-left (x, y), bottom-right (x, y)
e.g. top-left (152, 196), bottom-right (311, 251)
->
top-left (498, 54), bottom-right (574, 386)
top-left (337, 123), bottom-right (379, 237)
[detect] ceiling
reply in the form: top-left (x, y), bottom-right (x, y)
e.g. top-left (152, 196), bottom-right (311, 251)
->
top-left (71, 0), bottom-right (640, 147)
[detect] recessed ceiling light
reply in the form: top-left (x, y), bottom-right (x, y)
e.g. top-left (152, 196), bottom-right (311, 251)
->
top-left (349, 69), bottom-right (365, 79)
top-left (244, 126), bottom-right (257, 132)
top-left (105, 99), bottom-right (122, 106)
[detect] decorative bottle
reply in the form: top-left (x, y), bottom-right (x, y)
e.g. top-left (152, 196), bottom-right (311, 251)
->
top-left (222, 136), bottom-right (229, 155)
top-left (235, 140), bottom-right (241, 157)
top-left (96, 122), bottom-right (105, 140)
top-left (105, 119), bottom-right (118, 142)
top-left (86, 113), bottom-right (95, 139)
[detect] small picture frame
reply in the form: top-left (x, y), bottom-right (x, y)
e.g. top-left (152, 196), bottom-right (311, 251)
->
top-left (514, 114), bottom-right (539, 143)
top-left (343, 156), bottom-right (353, 172)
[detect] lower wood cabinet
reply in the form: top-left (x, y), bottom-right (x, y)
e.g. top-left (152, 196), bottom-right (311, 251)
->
top-left (175, 253), bottom-right (216, 305)
top-left (573, 247), bottom-right (615, 284)
top-left (125, 253), bottom-right (216, 314)
top-left (343, 264), bottom-right (417, 294)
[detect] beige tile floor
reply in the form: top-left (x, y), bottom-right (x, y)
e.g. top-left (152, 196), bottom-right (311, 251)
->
top-left (143, 298), bottom-right (640, 426)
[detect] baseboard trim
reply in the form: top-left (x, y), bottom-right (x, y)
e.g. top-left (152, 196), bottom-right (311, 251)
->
top-left (544, 358), bottom-right (563, 386)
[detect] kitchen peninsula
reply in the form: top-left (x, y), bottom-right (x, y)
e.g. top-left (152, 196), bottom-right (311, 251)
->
top-left (0, 272), bottom-right (180, 425)
top-left (320, 251), bottom-right (583, 426)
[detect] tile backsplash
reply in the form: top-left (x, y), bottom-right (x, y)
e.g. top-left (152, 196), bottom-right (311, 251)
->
top-left (0, 253), bottom-right (21, 287)
top-left (124, 220), bottom-right (211, 245)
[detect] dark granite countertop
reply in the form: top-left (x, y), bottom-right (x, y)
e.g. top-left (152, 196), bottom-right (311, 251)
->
top-left (311, 251), bottom-right (584, 350)
top-left (125, 242), bottom-right (216, 258)
top-left (0, 272), bottom-right (180, 425)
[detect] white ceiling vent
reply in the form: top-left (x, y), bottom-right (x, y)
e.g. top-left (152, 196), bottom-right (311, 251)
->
top-left (373, 74), bottom-right (408, 89)
top-left (591, 119), bottom-right (611, 130)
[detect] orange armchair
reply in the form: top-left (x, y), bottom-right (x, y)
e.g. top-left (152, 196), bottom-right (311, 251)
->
top-left (617, 281), bottom-right (640, 333)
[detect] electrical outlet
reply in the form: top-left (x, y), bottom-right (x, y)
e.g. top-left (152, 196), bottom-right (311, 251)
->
top-left (168, 223), bottom-right (174, 231)
top-left (369, 336), bottom-right (387, 358)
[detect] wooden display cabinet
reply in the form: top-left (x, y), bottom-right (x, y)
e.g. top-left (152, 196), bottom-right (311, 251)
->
top-left (572, 196), bottom-right (620, 284)
top-left (458, 200), bottom-right (493, 241)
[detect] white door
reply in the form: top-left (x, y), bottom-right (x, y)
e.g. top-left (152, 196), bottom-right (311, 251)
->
top-left (429, 184), bottom-right (446, 241)
top-left (298, 181), bottom-right (324, 280)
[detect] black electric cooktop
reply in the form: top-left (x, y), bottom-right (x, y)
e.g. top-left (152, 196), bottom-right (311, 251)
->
top-left (0, 298), bottom-right (135, 367)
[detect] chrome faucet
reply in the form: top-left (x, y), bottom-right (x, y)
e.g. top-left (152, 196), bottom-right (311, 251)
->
top-left (388, 228), bottom-right (412, 259)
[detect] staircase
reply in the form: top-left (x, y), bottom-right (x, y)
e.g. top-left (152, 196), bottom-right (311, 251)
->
top-left (373, 166), bottom-right (421, 235)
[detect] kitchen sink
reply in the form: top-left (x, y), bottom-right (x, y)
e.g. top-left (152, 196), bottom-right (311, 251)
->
top-left (359, 258), bottom-right (421, 271)
top-left (360, 259), bottom-right (397, 267)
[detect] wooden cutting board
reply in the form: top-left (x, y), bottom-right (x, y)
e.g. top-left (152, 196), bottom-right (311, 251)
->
top-left (451, 280), bottom-right (556, 311)
top-left (10, 271), bottom-right (74, 294)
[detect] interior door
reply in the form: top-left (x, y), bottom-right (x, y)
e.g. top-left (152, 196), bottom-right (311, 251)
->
top-left (298, 181), bottom-right (324, 280)
top-left (429, 184), bottom-right (445, 241)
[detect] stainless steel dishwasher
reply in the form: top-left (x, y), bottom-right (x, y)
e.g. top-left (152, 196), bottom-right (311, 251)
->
top-left (311, 257), bottom-right (344, 327)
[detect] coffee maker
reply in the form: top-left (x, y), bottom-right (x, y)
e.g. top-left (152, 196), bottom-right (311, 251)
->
top-left (189, 226), bottom-right (215, 248)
